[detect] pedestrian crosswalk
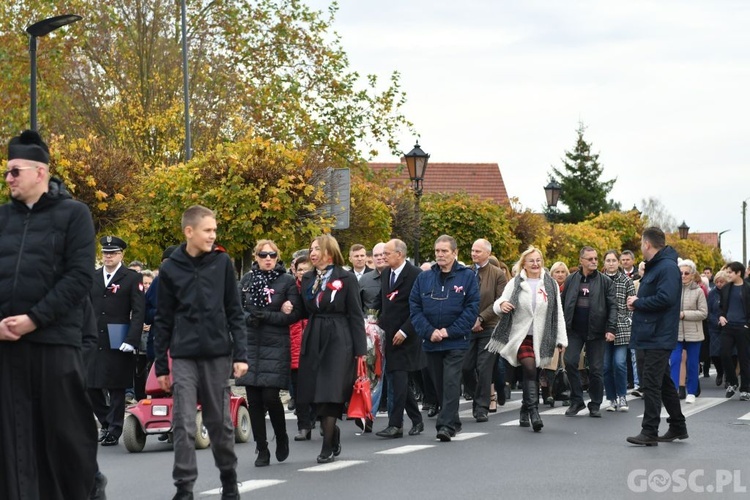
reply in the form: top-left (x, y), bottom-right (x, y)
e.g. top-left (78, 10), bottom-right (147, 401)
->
top-left (299, 460), bottom-right (367, 472)
top-left (201, 479), bottom-right (286, 495)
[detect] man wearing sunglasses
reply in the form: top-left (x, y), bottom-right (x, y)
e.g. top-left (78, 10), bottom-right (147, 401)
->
top-left (561, 246), bottom-right (618, 418)
top-left (0, 130), bottom-right (99, 499)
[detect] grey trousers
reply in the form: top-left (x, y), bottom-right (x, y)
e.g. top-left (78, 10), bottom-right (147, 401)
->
top-left (171, 357), bottom-right (237, 490)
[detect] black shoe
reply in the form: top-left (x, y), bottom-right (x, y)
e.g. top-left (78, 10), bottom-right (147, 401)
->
top-left (678, 386), bottom-right (686, 399)
top-left (421, 403), bottom-right (434, 413)
top-left (172, 489), bottom-right (194, 500)
top-left (519, 410), bottom-right (530, 427)
top-left (427, 406), bottom-right (440, 418)
top-left (219, 470), bottom-right (239, 500)
top-left (254, 446), bottom-right (270, 467)
top-left (627, 433), bottom-right (658, 446)
top-left (276, 434), bottom-right (289, 462)
top-left (408, 422), bottom-right (424, 436)
top-left (716, 374), bottom-right (724, 387)
top-left (658, 428), bottom-right (689, 442)
top-left (375, 426), bottom-right (403, 438)
top-left (631, 388), bottom-right (643, 398)
top-left (530, 409), bottom-right (543, 432)
top-left (475, 411), bottom-right (488, 423)
top-left (158, 433), bottom-right (169, 442)
top-left (294, 429), bottom-right (312, 441)
top-left (89, 472), bottom-right (107, 500)
top-left (463, 392), bottom-right (473, 401)
top-left (589, 409), bottom-right (602, 418)
top-left (316, 451), bottom-right (334, 464)
top-left (436, 427), bottom-right (452, 442)
top-left (97, 428), bottom-right (109, 443)
top-left (101, 434), bottom-right (119, 446)
top-left (287, 398), bottom-right (296, 411)
top-left (565, 402), bottom-right (586, 416)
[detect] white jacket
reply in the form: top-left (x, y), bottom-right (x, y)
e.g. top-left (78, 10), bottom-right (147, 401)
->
top-left (492, 270), bottom-right (568, 367)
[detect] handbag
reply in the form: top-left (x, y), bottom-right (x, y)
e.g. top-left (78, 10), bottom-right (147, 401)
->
top-left (552, 359), bottom-right (571, 401)
top-left (347, 357), bottom-right (373, 420)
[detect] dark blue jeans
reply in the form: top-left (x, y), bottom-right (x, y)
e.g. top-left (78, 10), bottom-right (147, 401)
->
top-left (564, 333), bottom-right (605, 410)
top-left (640, 348), bottom-right (685, 437)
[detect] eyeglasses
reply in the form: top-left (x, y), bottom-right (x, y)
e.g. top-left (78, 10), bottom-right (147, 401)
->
top-left (4, 166), bottom-right (39, 178)
top-left (582, 257), bottom-right (598, 262)
top-left (681, 272), bottom-right (692, 276)
top-left (257, 251), bottom-right (278, 259)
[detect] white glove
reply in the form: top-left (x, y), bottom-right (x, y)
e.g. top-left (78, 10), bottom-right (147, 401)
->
top-left (119, 342), bottom-right (136, 353)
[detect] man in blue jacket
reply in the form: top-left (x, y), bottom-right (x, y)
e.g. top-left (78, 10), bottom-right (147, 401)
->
top-left (626, 227), bottom-right (687, 446)
top-left (410, 235), bottom-right (479, 442)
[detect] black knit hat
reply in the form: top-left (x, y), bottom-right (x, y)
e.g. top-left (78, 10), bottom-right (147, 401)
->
top-left (8, 130), bottom-right (50, 164)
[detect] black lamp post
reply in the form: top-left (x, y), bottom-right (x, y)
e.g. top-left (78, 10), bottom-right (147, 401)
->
top-left (26, 14), bottom-right (82, 131)
top-left (678, 221), bottom-right (690, 240)
top-left (544, 181), bottom-right (562, 208)
top-left (404, 142), bottom-right (430, 265)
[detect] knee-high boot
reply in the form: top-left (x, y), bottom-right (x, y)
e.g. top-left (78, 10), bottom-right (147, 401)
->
top-left (519, 384), bottom-right (530, 428)
top-left (524, 378), bottom-right (543, 432)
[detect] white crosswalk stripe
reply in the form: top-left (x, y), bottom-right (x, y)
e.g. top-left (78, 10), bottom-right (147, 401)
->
top-left (298, 460), bottom-right (368, 472)
top-left (376, 444), bottom-right (435, 454)
top-left (637, 397), bottom-right (728, 418)
top-left (738, 412), bottom-right (750, 421)
top-left (200, 479), bottom-right (286, 496)
top-left (450, 432), bottom-right (486, 441)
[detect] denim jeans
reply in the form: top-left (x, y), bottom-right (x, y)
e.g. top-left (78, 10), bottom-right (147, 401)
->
top-left (603, 343), bottom-right (628, 400)
top-left (630, 348), bottom-right (640, 386)
top-left (669, 341), bottom-right (701, 396)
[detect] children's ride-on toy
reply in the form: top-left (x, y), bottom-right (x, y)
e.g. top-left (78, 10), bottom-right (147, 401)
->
top-left (122, 360), bottom-right (251, 453)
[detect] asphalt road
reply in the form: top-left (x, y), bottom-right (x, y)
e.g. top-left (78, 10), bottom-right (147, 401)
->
top-left (97, 377), bottom-right (750, 500)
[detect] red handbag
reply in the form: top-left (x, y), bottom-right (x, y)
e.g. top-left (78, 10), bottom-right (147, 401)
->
top-left (347, 357), bottom-right (373, 420)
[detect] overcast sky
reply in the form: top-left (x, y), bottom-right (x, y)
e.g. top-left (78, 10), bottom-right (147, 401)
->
top-left (307, 0), bottom-right (750, 262)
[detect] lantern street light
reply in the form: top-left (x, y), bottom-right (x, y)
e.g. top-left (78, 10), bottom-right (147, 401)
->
top-left (544, 181), bottom-right (562, 208)
top-left (678, 221), bottom-right (690, 240)
top-left (404, 142), bottom-right (430, 266)
top-left (718, 229), bottom-right (730, 250)
top-left (26, 14), bottom-right (82, 131)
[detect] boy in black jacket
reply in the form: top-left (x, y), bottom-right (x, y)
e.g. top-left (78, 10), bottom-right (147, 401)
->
top-left (153, 205), bottom-right (248, 500)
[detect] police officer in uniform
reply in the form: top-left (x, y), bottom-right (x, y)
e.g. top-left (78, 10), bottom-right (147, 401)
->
top-left (87, 236), bottom-right (145, 446)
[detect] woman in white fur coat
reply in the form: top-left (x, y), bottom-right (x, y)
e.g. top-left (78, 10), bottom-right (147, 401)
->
top-left (488, 246), bottom-right (568, 432)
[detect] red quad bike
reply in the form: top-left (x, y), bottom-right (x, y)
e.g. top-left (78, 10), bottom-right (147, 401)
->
top-left (122, 359), bottom-right (251, 453)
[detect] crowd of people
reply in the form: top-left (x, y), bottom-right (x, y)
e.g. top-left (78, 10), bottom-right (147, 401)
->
top-left (2, 130), bottom-right (750, 500)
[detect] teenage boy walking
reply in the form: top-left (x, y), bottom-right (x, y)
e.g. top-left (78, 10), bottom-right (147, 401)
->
top-left (153, 205), bottom-right (248, 500)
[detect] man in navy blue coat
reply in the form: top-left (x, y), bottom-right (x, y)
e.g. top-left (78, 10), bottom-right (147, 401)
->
top-left (626, 227), bottom-right (687, 446)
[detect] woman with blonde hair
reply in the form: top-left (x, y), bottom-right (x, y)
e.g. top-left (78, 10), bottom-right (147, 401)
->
top-left (297, 235), bottom-right (367, 463)
top-left (488, 246), bottom-right (567, 432)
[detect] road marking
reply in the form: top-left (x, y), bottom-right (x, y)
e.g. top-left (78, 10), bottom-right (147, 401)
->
top-left (451, 432), bottom-right (485, 441)
top-left (200, 479), bottom-right (285, 495)
top-left (738, 412), bottom-right (750, 421)
top-left (299, 460), bottom-right (367, 472)
top-left (637, 397), bottom-right (727, 418)
top-left (376, 445), bottom-right (435, 454)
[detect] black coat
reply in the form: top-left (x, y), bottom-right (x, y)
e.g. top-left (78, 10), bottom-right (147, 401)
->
top-left (87, 266), bottom-right (145, 388)
top-left (236, 265), bottom-right (301, 389)
top-left (561, 270), bottom-right (618, 339)
top-left (380, 262), bottom-right (424, 372)
top-left (297, 266), bottom-right (367, 405)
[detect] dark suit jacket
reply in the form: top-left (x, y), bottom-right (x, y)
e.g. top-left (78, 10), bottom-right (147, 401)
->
top-left (380, 261), bottom-right (424, 372)
top-left (87, 265), bottom-right (145, 388)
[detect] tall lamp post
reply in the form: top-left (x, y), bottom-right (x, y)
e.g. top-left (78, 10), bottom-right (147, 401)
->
top-left (743, 198), bottom-right (749, 266)
top-left (26, 14), bottom-right (82, 131)
top-left (404, 142), bottom-right (430, 266)
top-left (678, 221), bottom-right (690, 240)
top-left (180, 0), bottom-right (192, 161)
top-left (718, 229), bottom-right (730, 251)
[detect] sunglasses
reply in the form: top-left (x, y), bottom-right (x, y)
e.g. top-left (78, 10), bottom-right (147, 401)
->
top-left (257, 251), bottom-right (278, 259)
top-left (681, 272), bottom-right (693, 276)
top-left (4, 166), bottom-right (39, 178)
top-left (583, 257), bottom-right (598, 262)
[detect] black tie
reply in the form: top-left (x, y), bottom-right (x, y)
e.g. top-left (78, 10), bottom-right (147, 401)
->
top-left (390, 271), bottom-right (396, 290)
top-left (106, 273), bottom-right (111, 282)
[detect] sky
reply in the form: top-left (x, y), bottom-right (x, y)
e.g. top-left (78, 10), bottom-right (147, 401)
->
top-left (307, 0), bottom-right (750, 263)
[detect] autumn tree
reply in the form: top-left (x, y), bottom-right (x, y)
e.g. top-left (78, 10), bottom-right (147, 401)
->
top-left (548, 122), bottom-right (620, 223)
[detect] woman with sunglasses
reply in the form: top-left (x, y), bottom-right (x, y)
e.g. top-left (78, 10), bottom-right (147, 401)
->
top-left (237, 240), bottom-right (301, 466)
top-left (296, 234), bottom-right (367, 463)
top-left (670, 259), bottom-right (707, 404)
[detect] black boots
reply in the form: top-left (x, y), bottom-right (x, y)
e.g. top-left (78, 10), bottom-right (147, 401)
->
top-left (522, 378), bottom-right (543, 432)
top-left (254, 443), bottom-right (270, 467)
top-left (275, 434), bottom-right (289, 462)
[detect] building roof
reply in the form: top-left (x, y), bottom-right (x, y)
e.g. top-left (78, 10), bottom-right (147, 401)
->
top-left (368, 163), bottom-right (509, 205)
top-left (691, 232), bottom-right (718, 248)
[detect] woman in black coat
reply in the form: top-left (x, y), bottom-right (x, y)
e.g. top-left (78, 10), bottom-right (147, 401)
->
top-left (297, 234), bottom-right (367, 463)
top-left (238, 240), bottom-right (301, 467)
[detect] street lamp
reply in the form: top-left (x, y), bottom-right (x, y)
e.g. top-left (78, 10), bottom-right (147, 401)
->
top-left (678, 221), bottom-right (690, 240)
top-left (718, 229), bottom-right (730, 250)
top-left (404, 142), bottom-right (430, 266)
top-left (180, 0), bottom-right (192, 161)
top-left (743, 198), bottom-right (750, 266)
top-left (544, 181), bottom-right (562, 208)
top-left (26, 14), bottom-right (82, 131)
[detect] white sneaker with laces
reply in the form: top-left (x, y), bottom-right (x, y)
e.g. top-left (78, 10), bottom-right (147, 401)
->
top-left (618, 396), bottom-right (629, 412)
top-left (685, 394), bottom-right (696, 404)
top-left (726, 385), bottom-right (738, 399)
top-left (605, 400), bottom-right (617, 412)
top-left (740, 392), bottom-right (750, 401)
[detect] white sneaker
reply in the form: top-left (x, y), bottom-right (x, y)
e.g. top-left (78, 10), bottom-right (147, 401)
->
top-left (618, 396), bottom-right (629, 412)
top-left (740, 392), bottom-right (750, 401)
top-left (605, 400), bottom-right (618, 412)
top-left (685, 394), bottom-right (696, 404)
top-left (726, 385), bottom-right (738, 399)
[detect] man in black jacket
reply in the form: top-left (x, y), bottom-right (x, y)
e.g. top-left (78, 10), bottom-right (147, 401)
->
top-left (0, 130), bottom-right (98, 499)
top-left (718, 261), bottom-right (750, 400)
top-left (562, 246), bottom-right (618, 418)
